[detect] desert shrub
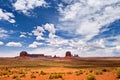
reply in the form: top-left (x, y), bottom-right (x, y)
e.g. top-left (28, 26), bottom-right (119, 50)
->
top-left (116, 68), bottom-right (120, 78)
top-left (36, 71), bottom-right (39, 73)
top-left (8, 70), bottom-right (11, 73)
top-left (32, 72), bottom-right (35, 73)
top-left (86, 73), bottom-right (88, 75)
top-left (102, 68), bottom-right (109, 72)
top-left (40, 71), bottom-right (46, 75)
top-left (30, 73), bottom-right (36, 78)
top-left (49, 73), bottom-right (62, 79)
top-left (75, 70), bottom-right (83, 76)
top-left (89, 70), bottom-right (93, 73)
top-left (12, 75), bottom-right (19, 79)
top-left (19, 70), bottom-right (25, 74)
top-left (95, 70), bottom-right (102, 75)
top-left (86, 74), bottom-right (96, 80)
top-left (49, 74), bottom-right (54, 79)
top-left (7, 75), bottom-right (10, 77)
top-left (0, 72), bottom-right (9, 77)
top-left (66, 72), bottom-right (73, 74)
top-left (1, 72), bottom-right (8, 76)
top-left (20, 73), bottom-right (26, 78)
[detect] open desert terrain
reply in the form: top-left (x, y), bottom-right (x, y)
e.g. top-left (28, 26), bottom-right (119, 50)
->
top-left (0, 0), bottom-right (120, 80)
top-left (0, 57), bottom-right (120, 80)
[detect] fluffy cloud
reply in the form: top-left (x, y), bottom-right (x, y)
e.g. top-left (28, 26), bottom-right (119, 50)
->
top-left (89, 39), bottom-right (105, 49)
top-left (32, 26), bottom-right (44, 40)
top-left (0, 41), bottom-right (4, 46)
top-left (19, 32), bottom-right (27, 38)
top-left (31, 23), bottom-right (56, 47)
top-left (45, 34), bottom-right (106, 53)
top-left (48, 37), bottom-right (69, 47)
top-left (45, 35), bottom-right (119, 56)
top-left (58, 0), bottom-right (120, 41)
top-left (6, 42), bottom-right (22, 47)
top-left (0, 28), bottom-right (9, 38)
top-left (29, 47), bottom-right (74, 57)
top-left (29, 46), bottom-right (120, 57)
top-left (27, 35), bottom-right (120, 56)
top-left (44, 23), bottom-right (56, 40)
top-left (19, 34), bottom-right (26, 38)
top-left (13, 0), bottom-right (47, 14)
top-left (19, 32), bottom-right (33, 38)
top-left (115, 46), bottom-right (120, 50)
top-left (115, 45), bottom-right (120, 53)
top-left (44, 23), bottom-right (55, 34)
top-left (0, 8), bottom-right (15, 23)
top-left (32, 23), bottom-right (56, 41)
top-left (28, 41), bottom-right (43, 48)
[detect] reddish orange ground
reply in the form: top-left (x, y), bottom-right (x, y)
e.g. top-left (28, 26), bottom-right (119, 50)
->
top-left (0, 67), bottom-right (119, 80)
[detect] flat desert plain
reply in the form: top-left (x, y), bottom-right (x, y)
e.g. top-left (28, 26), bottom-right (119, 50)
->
top-left (0, 57), bottom-right (120, 80)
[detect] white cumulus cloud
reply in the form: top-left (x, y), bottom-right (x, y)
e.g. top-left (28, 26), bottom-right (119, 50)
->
top-left (19, 34), bottom-right (26, 38)
top-left (13, 0), bottom-right (48, 14)
top-left (19, 32), bottom-right (27, 38)
top-left (0, 41), bottom-right (4, 46)
top-left (6, 42), bottom-right (22, 47)
top-left (32, 26), bottom-right (45, 40)
top-left (0, 8), bottom-right (15, 23)
top-left (44, 23), bottom-right (55, 34)
top-left (32, 24), bottom-right (56, 41)
top-left (58, 0), bottom-right (120, 41)
top-left (28, 41), bottom-right (43, 48)
top-left (44, 23), bottom-right (56, 39)
top-left (116, 46), bottom-right (120, 50)
top-left (0, 28), bottom-right (9, 38)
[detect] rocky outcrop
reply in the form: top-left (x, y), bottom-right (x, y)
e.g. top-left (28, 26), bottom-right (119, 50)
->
top-left (65, 51), bottom-right (72, 57)
top-left (20, 51), bottom-right (28, 57)
top-left (19, 51), bottom-right (78, 58)
top-left (19, 51), bottom-right (47, 58)
top-left (74, 54), bottom-right (79, 57)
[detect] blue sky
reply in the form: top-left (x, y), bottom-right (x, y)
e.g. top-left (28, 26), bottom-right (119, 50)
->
top-left (0, 0), bottom-right (120, 57)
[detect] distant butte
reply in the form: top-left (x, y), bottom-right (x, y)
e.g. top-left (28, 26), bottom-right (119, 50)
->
top-left (19, 51), bottom-right (79, 58)
top-left (19, 51), bottom-right (52, 58)
top-left (65, 51), bottom-right (72, 57)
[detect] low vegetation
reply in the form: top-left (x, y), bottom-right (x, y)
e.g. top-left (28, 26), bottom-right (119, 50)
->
top-left (89, 70), bottom-right (93, 73)
top-left (49, 73), bottom-right (63, 79)
top-left (12, 75), bottom-right (21, 80)
top-left (116, 68), bottom-right (120, 78)
top-left (40, 70), bottom-right (46, 75)
top-left (86, 74), bottom-right (96, 80)
top-left (20, 73), bottom-right (26, 78)
top-left (95, 70), bottom-right (103, 75)
top-left (30, 73), bottom-right (36, 78)
top-left (75, 70), bottom-right (83, 76)
top-left (102, 68), bottom-right (109, 72)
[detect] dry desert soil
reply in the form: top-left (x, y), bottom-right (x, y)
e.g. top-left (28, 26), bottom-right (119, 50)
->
top-left (0, 57), bottom-right (120, 80)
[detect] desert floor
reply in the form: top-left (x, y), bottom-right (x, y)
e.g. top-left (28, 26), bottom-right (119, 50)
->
top-left (0, 57), bottom-right (120, 80)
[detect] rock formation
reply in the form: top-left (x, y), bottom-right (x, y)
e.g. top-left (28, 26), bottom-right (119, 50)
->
top-left (74, 54), bottom-right (79, 57)
top-left (65, 51), bottom-right (72, 57)
top-left (19, 51), bottom-right (49, 58)
top-left (20, 51), bottom-right (28, 57)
